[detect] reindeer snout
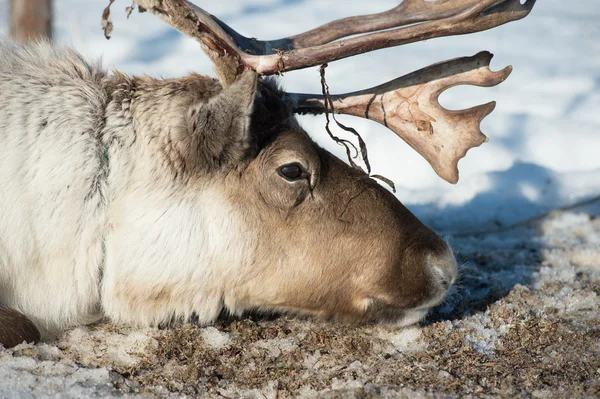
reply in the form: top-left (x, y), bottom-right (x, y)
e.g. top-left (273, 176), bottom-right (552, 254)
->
top-left (427, 247), bottom-right (458, 299)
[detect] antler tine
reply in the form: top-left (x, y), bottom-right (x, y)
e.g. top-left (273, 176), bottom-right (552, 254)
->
top-left (222, 0), bottom-right (492, 51)
top-left (287, 0), bottom-right (486, 49)
top-left (132, 0), bottom-right (535, 79)
top-left (246, 0), bottom-right (534, 74)
top-left (290, 52), bottom-right (511, 184)
top-left (132, 0), bottom-right (246, 86)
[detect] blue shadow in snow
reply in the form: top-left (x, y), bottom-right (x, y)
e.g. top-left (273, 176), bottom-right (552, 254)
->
top-left (411, 162), bottom-right (560, 234)
top-left (219, 0), bottom-right (309, 21)
top-left (415, 161), bottom-right (599, 323)
top-left (128, 29), bottom-right (181, 64)
top-left (563, 75), bottom-right (600, 117)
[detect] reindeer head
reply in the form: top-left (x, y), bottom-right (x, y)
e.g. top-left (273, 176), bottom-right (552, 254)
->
top-left (100, 69), bottom-right (457, 326)
top-left (99, 0), bottom-right (535, 327)
top-left (220, 73), bottom-right (457, 324)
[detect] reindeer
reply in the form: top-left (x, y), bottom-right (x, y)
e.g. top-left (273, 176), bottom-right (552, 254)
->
top-left (0, 0), bottom-right (535, 348)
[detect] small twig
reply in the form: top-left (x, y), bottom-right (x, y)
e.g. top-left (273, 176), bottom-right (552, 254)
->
top-left (338, 187), bottom-right (369, 223)
top-left (371, 174), bottom-right (396, 193)
top-left (126, 0), bottom-right (136, 18)
top-left (319, 64), bottom-right (396, 192)
top-left (101, 0), bottom-right (116, 39)
top-left (319, 64), bottom-right (363, 171)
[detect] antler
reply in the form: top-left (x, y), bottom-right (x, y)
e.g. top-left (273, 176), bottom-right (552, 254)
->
top-left (113, 0), bottom-right (536, 183)
top-left (290, 52), bottom-right (510, 184)
top-left (132, 0), bottom-right (534, 82)
top-left (286, 0), bottom-right (498, 48)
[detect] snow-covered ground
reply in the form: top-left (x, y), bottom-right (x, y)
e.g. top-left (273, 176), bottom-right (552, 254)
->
top-left (1, 207), bottom-right (599, 397)
top-left (2, 0), bottom-right (599, 232)
top-left (1, 1), bottom-right (599, 397)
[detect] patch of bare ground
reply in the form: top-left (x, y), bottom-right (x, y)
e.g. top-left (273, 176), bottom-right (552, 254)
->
top-left (111, 212), bottom-right (600, 397)
top-left (106, 292), bottom-right (598, 398)
top-left (2, 211), bottom-right (599, 398)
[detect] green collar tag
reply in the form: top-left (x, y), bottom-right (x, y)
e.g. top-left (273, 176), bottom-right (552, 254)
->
top-left (102, 144), bottom-right (109, 163)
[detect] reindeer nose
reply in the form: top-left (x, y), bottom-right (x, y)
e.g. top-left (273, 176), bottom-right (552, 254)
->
top-left (427, 247), bottom-right (458, 295)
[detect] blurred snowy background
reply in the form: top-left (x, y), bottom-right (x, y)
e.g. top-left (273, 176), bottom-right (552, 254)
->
top-left (1, 0), bottom-right (599, 233)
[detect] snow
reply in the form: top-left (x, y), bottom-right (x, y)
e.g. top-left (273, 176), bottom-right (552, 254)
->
top-left (255, 337), bottom-right (298, 358)
top-left (0, 348), bottom-right (116, 398)
top-left (200, 326), bottom-right (232, 349)
top-left (1, 0), bottom-right (599, 396)
top-left (60, 327), bottom-right (158, 368)
top-left (377, 326), bottom-right (424, 352)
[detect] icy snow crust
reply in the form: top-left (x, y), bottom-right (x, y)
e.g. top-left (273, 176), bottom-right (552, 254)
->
top-left (0, 0), bottom-right (599, 397)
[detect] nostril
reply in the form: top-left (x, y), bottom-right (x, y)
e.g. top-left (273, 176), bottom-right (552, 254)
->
top-left (438, 274), bottom-right (451, 290)
top-left (427, 249), bottom-right (458, 292)
top-left (431, 265), bottom-right (454, 292)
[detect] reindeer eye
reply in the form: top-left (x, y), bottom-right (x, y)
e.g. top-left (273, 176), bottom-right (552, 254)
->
top-left (278, 163), bottom-right (306, 181)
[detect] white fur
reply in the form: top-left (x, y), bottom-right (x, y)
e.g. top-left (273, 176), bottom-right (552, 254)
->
top-left (0, 41), bottom-right (108, 333)
top-left (0, 41), bottom-right (255, 334)
top-left (102, 184), bottom-right (255, 326)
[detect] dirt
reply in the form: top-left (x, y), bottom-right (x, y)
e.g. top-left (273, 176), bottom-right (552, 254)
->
top-left (2, 210), bottom-right (600, 398)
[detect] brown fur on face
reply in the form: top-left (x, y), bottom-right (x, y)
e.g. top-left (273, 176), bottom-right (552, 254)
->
top-left (103, 70), bottom-right (456, 326)
top-left (112, 71), bottom-right (457, 325)
top-left (224, 128), bottom-right (455, 324)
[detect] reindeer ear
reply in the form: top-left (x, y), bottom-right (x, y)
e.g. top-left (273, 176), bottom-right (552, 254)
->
top-left (185, 69), bottom-right (258, 172)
